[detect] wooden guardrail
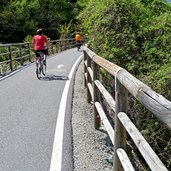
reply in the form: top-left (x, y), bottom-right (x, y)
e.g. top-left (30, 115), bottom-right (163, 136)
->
top-left (83, 46), bottom-right (171, 171)
top-left (0, 38), bottom-right (75, 76)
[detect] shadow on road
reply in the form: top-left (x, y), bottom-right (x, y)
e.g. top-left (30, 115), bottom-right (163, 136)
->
top-left (40, 75), bottom-right (69, 81)
top-left (77, 50), bottom-right (83, 52)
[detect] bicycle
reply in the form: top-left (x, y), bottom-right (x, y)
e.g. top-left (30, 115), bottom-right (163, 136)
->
top-left (76, 41), bottom-right (81, 51)
top-left (36, 52), bottom-right (46, 79)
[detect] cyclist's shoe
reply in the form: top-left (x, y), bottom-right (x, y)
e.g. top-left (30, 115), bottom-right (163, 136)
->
top-left (43, 60), bottom-right (46, 65)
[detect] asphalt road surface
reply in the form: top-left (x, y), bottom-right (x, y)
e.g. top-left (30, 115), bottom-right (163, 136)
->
top-left (0, 48), bottom-right (83, 171)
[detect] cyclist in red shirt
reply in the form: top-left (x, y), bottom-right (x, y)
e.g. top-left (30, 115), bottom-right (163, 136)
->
top-left (32, 28), bottom-right (48, 67)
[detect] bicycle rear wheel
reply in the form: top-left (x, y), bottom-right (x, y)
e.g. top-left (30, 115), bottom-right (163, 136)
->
top-left (42, 62), bottom-right (46, 76)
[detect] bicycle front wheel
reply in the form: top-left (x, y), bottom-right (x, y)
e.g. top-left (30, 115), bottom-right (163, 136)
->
top-left (36, 63), bottom-right (41, 79)
top-left (36, 67), bottom-right (40, 79)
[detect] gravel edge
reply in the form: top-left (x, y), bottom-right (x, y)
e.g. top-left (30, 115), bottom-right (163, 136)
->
top-left (72, 60), bottom-right (113, 171)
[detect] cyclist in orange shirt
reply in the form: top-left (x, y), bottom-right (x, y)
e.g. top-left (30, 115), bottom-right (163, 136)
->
top-left (75, 33), bottom-right (81, 42)
top-left (75, 32), bottom-right (82, 51)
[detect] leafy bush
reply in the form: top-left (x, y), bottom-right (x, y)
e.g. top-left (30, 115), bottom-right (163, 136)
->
top-left (23, 35), bottom-right (33, 43)
top-left (0, 45), bottom-right (8, 62)
top-left (78, 0), bottom-right (171, 169)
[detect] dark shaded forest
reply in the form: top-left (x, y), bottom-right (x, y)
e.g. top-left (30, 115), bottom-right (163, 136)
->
top-left (0, 0), bottom-right (79, 43)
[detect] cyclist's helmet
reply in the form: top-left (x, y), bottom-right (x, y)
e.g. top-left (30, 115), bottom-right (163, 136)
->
top-left (37, 28), bottom-right (43, 35)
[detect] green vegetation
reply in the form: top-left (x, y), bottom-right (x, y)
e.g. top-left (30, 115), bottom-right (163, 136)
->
top-left (78, 0), bottom-right (171, 169)
top-left (0, 0), bottom-right (77, 43)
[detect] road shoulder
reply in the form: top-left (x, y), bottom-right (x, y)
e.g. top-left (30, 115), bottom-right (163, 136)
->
top-left (72, 61), bottom-right (113, 171)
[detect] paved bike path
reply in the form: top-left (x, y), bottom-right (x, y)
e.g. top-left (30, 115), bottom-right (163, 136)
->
top-left (0, 48), bottom-right (83, 171)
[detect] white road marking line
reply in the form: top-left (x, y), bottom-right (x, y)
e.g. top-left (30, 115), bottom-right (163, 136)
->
top-left (57, 64), bottom-right (64, 69)
top-left (49, 54), bottom-right (83, 171)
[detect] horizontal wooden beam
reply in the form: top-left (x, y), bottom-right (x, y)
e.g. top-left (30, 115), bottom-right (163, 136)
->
top-left (95, 102), bottom-right (114, 145)
top-left (94, 80), bottom-right (115, 113)
top-left (117, 69), bottom-right (171, 129)
top-left (118, 112), bottom-right (168, 171)
top-left (117, 148), bottom-right (135, 171)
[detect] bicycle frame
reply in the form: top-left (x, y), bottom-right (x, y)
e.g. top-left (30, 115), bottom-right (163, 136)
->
top-left (36, 52), bottom-right (46, 79)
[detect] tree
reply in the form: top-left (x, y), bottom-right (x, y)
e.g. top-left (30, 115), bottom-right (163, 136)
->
top-left (0, 0), bottom-right (77, 43)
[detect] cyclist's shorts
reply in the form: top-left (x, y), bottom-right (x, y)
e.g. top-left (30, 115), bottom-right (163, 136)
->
top-left (35, 50), bottom-right (47, 57)
top-left (76, 40), bottom-right (81, 44)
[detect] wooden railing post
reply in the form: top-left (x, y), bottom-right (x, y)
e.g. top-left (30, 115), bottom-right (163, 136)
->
top-left (68, 39), bottom-right (71, 49)
top-left (51, 43), bottom-right (54, 54)
top-left (28, 43), bottom-right (31, 62)
top-left (8, 46), bottom-right (13, 71)
top-left (87, 53), bottom-right (92, 103)
top-left (55, 41), bottom-right (58, 53)
top-left (93, 61), bottom-right (101, 129)
top-left (19, 44), bottom-right (23, 65)
top-left (60, 40), bottom-right (62, 51)
top-left (84, 50), bottom-right (87, 88)
top-left (64, 39), bottom-right (67, 50)
top-left (113, 76), bottom-right (128, 171)
top-left (59, 40), bottom-right (62, 52)
top-left (57, 40), bottom-right (59, 52)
